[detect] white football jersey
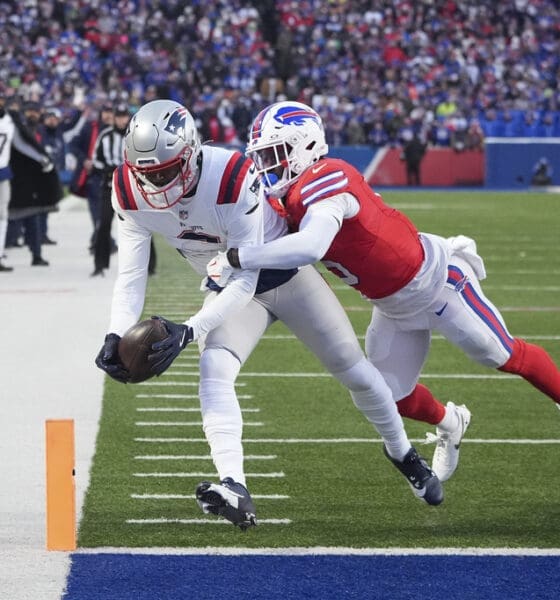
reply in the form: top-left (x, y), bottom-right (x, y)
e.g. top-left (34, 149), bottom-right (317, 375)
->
top-left (108, 145), bottom-right (287, 338)
top-left (0, 113), bottom-right (15, 170)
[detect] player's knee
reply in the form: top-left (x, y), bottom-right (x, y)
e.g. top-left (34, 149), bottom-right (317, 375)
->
top-left (463, 336), bottom-right (510, 368)
top-left (321, 340), bottom-right (364, 377)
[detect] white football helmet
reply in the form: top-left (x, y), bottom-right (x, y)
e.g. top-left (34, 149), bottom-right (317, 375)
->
top-left (245, 101), bottom-right (328, 197)
top-left (124, 99), bottom-right (201, 208)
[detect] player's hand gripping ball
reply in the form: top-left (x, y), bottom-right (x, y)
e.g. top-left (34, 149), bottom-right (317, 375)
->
top-left (118, 318), bottom-right (169, 383)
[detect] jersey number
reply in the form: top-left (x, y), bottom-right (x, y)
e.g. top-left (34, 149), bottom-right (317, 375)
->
top-left (323, 260), bottom-right (359, 286)
top-left (0, 133), bottom-right (7, 154)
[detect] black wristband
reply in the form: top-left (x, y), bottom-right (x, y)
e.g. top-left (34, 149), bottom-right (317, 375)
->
top-left (226, 248), bottom-right (241, 268)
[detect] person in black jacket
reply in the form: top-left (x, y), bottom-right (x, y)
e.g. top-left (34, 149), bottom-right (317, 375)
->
top-left (401, 130), bottom-right (427, 186)
top-left (90, 103), bottom-right (130, 276)
top-left (7, 100), bottom-right (62, 266)
top-left (69, 102), bottom-right (114, 250)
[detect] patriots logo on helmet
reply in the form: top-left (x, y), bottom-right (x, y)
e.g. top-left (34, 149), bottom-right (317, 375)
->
top-left (273, 106), bottom-right (319, 126)
top-left (164, 107), bottom-right (188, 139)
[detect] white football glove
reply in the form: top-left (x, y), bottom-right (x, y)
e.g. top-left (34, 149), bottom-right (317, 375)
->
top-left (206, 251), bottom-right (234, 289)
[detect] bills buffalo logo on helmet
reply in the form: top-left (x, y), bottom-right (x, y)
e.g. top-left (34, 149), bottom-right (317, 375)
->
top-left (250, 105), bottom-right (319, 141)
top-left (273, 105), bottom-right (319, 126)
top-left (164, 107), bottom-right (189, 139)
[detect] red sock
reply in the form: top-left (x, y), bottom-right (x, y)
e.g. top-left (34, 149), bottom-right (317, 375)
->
top-left (397, 383), bottom-right (446, 425)
top-left (499, 338), bottom-right (560, 403)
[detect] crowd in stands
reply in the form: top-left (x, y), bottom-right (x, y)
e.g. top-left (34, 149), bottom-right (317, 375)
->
top-left (1, 0), bottom-right (560, 156)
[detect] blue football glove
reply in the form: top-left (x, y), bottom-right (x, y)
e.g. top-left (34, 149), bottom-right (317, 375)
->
top-left (149, 316), bottom-right (194, 376)
top-left (95, 333), bottom-right (130, 383)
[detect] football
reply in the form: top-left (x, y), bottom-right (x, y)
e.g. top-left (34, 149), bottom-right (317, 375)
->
top-left (118, 318), bottom-right (169, 383)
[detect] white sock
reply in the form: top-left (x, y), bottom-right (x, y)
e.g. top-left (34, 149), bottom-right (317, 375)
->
top-left (336, 357), bottom-right (411, 461)
top-left (199, 348), bottom-right (245, 485)
top-left (437, 404), bottom-right (460, 433)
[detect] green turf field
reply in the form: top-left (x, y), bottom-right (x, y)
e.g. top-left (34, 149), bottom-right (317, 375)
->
top-left (79, 190), bottom-right (560, 549)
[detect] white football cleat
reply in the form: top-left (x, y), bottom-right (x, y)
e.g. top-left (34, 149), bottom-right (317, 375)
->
top-left (431, 402), bottom-right (471, 482)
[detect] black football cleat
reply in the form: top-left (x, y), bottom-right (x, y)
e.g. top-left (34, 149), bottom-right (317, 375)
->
top-left (384, 445), bottom-right (444, 506)
top-left (196, 477), bottom-right (257, 530)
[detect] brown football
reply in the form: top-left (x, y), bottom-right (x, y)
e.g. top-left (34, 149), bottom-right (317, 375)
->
top-left (118, 318), bottom-right (169, 383)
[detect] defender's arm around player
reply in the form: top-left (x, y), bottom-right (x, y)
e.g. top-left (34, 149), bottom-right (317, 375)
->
top-left (211, 101), bottom-right (560, 484)
top-left (95, 100), bottom-right (443, 533)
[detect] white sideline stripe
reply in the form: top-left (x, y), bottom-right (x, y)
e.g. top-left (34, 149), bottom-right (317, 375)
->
top-left (135, 394), bottom-right (253, 399)
top-left (133, 472), bottom-right (285, 478)
top-left (134, 454), bottom-right (277, 460)
top-left (75, 546), bottom-right (560, 556)
top-left (136, 407), bottom-right (260, 413)
top-left (131, 493), bottom-right (289, 500)
top-left (134, 437), bottom-right (560, 445)
top-left (135, 421), bottom-right (263, 427)
top-left (126, 518), bottom-right (291, 525)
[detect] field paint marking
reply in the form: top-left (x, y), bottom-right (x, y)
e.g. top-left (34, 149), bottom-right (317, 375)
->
top-left (330, 284), bottom-right (560, 292)
top-left (134, 437), bottom-right (560, 445)
top-left (135, 421), bottom-right (263, 427)
top-left (135, 394), bottom-right (253, 399)
top-left (133, 472), bottom-right (285, 478)
top-left (160, 372), bottom-right (520, 380)
top-left (258, 334), bottom-right (560, 341)
top-left (126, 518), bottom-right (291, 525)
top-left (138, 382), bottom-right (246, 387)
top-left (131, 493), bottom-right (288, 500)
top-left (134, 454), bottom-right (277, 460)
top-left (136, 408), bottom-right (260, 413)
top-left (342, 306), bottom-right (560, 313)
top-left (74, 546), bottom-right (560, 556)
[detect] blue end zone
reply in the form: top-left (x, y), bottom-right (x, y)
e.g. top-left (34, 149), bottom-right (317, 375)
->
top-left (64, 554), bottom-right (560, 599)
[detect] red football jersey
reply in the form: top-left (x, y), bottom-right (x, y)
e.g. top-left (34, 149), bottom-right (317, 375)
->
top-left (283, 158), bottom-right (424, 299)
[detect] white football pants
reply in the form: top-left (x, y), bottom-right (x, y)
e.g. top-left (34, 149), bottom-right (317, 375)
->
top-left (198, 264), bottom-right (410, 485)
top-left (366, 254), bottom-right (514, 400)
top-left (0, 179), bottom-right (11, 258)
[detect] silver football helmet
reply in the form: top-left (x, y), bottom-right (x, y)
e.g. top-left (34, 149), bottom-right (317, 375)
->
top-left (124, 99), bottom-right (201, 208)
top-left (245, 101), bottom-right (328, 197)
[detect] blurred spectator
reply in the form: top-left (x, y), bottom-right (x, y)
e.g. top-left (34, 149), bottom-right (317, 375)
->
top-left (0, 94), bottom-right (15, 272)
top-left (0, 0), bottom-right (558, 164)
top-left (531, 157), bottom-right (553, 186)
top-left (401, 130), bottom-right (427, 186)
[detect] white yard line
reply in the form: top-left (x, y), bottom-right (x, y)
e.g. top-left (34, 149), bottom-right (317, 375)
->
top-left (133, 454), bottom-right (277, 460)
top-left (126, 518), bottom-right (292, 525)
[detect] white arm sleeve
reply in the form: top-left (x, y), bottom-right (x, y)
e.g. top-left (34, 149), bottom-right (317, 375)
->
top-left (108, 214), bottom-right (151, 336)
top-left (238, 193), bottom-right (358, 269)
top-left (186, 269), bottom-right (259, 340)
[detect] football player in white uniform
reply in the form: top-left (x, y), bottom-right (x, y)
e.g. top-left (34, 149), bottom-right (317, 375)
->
top-left (95, 100), bottom-right (443, 530)
top-left (208, 101), bottom-right (560, 484)
top-left (0, 96), bottom-right (15, 272)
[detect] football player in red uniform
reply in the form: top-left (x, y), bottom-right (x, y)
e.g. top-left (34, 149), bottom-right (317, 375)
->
top-left (211, 101), bottom-right (560, 482)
